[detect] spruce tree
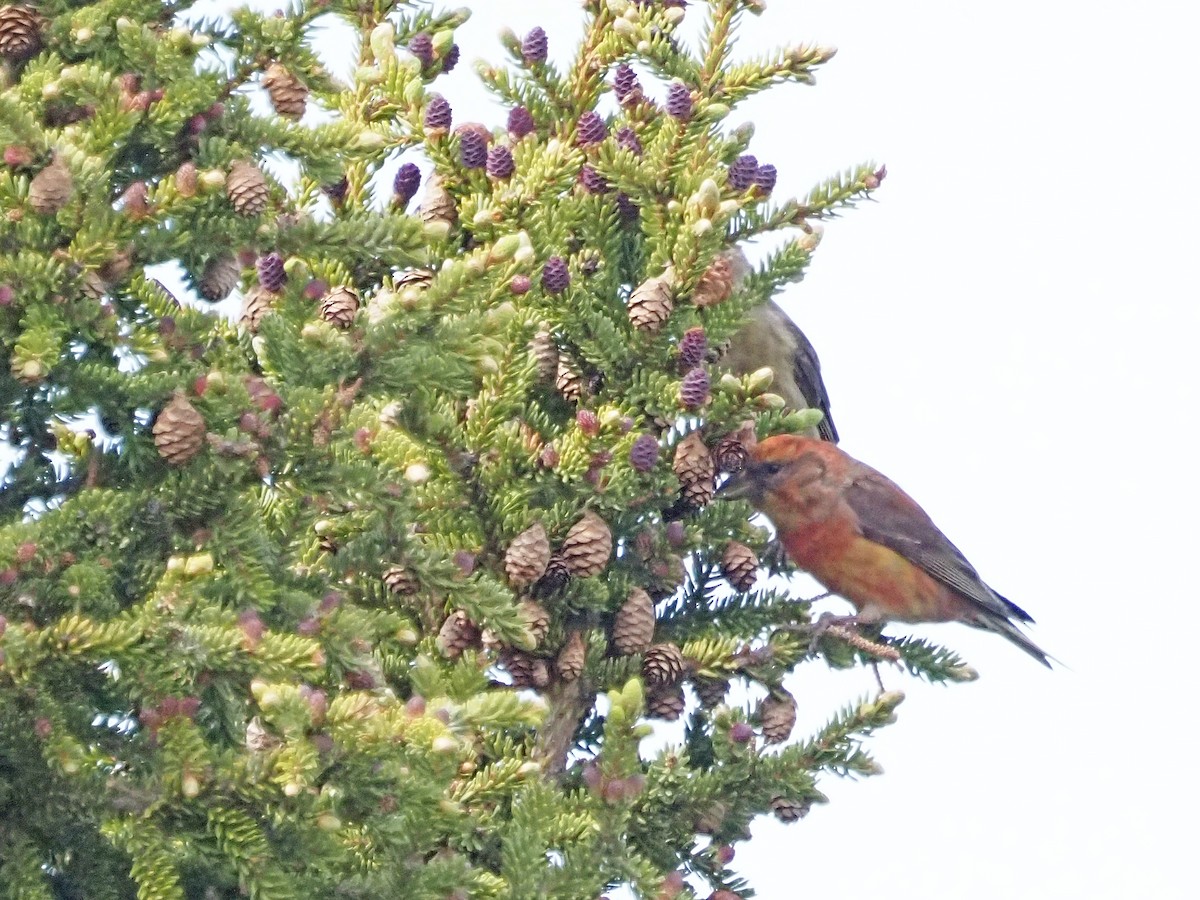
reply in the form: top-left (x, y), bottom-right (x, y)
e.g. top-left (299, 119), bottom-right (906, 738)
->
top-left (1, 1), bottom-right (975, 897)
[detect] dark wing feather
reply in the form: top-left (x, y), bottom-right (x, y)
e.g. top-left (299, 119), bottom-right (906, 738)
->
top-left (783, 315), bottom-right (839, 444)
top-left (843, 467), bottom-right (1032, 624)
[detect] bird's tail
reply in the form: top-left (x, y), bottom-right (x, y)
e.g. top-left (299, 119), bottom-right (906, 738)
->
top-left (974, 614), bottom-right (1054, 668)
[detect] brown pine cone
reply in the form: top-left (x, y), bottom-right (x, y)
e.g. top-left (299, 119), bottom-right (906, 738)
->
top-left (673, 431), bottom-right (715, 508)
top-left (628, 267), bottom-right (675, 333)
top-left (646, 683), bottom-right (686, 720)
top-left (533, 553), bottom-right (571, 598)
top-left (560, 510), bottom-right (612, 577)
top-left (28, 156), bottom-right (72, 214)
top-left (418, 172), bottom-right (456, 226)
top-left (240, 285), bottom-right (276, 332)
top-left (198, 254), bottom-right (240, 302)
top-left (555, 355), bottom-right (583, 403)
top-left (152, 392), bottom-right (205, 466)
top-left (505, 523), bottom-right (551, 588)
top-left (691, 248), bottom-right (749, 308)
top-left (383, 565), bottom-right (419, 595)
top-left (721, 541), bottom-right (758, 592)
top-left (0, 4), bottom-right (44, 62)
top-left (502, 649), bottom-right (551, 689)
top-left (759, 689), bottom-right (797, 745)
top-left (612, 587), bottom-right (655, 655)
top-left (320, 286), bottom-right (359, 328)
top-left (643, 642), bottom-right (685, 686)
top-left (226, 160), bottom-right (269, 216)
top-left (692, 676), bottom-right (729, 709)
top-left (262, 62), bottom-right (308, 118)
top-left (555, 631), bottom-right (586, 681)
top-left (517, 599), bottom-right (550, 647)
top-left (712, 435), bottom-right (750, 475)
top-left (770, 795), bottom-right (811, 823)
top-left (436, 610), bottom-right (481, 659)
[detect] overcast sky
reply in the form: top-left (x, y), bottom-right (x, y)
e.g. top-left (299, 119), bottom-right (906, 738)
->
top-left (435, 1), bottom-right (1196, 897)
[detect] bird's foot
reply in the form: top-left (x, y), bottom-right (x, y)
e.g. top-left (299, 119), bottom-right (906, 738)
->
top-left (760, 537), bottom-right (789, 573)
top-left (805, 612), bottom-right (865, 657)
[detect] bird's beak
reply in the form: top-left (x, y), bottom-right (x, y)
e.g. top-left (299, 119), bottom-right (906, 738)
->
top-left (716, 471), bottom-right (757, 502)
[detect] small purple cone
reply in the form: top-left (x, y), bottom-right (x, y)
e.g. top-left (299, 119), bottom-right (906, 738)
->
top-left (666, 82), bottom-right (693, 120)
top-left (616, 126), bottom-right (643, 156)
top-left (579, 165), bottom-right (609, 194)
top-left (424, 95), bottom-right (452, 131)
top-left (541, 256), bottom-right (570, 295)
top-left (728, 154), bottom-right (758, 191)
top-left (393, 162), bottom-right (421, 207)
top-left (576, 111), bottom-right (607, 147)
top-left (460, 130), bottom-right (488, 169)
top-left (442, 44), bottom-right (460, 73)
top-left (408, 33), bottom-right (434, 68)
top-left (678, 327), bottom-right (707, 370)
top-left (615, 192), bottom-right (639, 223)
top-left (613, 63), bottom-right (639, 101)
top-left (257, 252), bottom-right (286, 293)
top-left (754, 164), bottom-right (777, 193)
top-left (486, 145), bottom-right (515, 179)
top-left (510, 274), bottom-right (531, 295)
top-left (507, 105), bottom-right (535, 140)
top-left (521, 27), bottom-right (548, 65)
top-left (680, 367), bottom-right (710, 409)
top-left (629, 433), bottom-right (660, 473)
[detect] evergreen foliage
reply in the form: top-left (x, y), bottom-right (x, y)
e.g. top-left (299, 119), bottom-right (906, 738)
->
top-left (1, 1), bottom-right (973, 896)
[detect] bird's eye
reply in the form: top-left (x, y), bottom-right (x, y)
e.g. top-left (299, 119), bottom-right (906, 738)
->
top-left (757, 461), bottom-right (785, 478)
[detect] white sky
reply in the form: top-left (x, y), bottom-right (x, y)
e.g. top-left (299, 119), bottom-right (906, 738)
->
top-left (8, 1), bottom-right (1196, 896)
top-left (436, 2), bottom-right (1196, 898)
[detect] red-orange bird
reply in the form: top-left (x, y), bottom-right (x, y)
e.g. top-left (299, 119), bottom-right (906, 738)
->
top-left (719, 434), bottom-right (1050, 666)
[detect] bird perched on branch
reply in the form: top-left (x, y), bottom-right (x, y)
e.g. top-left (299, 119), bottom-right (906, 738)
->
top-left (715, 248), bottom-right (839, 443)
top-left (719, 434), bottom-right (1050, 666)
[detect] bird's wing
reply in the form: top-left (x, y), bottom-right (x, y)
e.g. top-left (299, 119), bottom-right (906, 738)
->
top-left (782, 313), bottom-right (839, 444)
top-left (842, 466), bottom-right (1033, 623)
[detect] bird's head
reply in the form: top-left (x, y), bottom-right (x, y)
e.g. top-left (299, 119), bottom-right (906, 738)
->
top-left (717, 434), bottom-right (832, 520)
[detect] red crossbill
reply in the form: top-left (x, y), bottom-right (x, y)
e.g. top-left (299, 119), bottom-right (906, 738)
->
top-left (715, 249), bottom-right (839, 443)
top-left (719, 434), bottom-right (1050, 666)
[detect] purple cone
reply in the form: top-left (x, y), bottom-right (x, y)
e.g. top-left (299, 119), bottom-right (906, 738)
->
top-left (615, 192), bottom-right (639, 222)
top-left (629, 433), bottom-right (660, 473)
top-left (680, 367), bottom-right (710, 409)
top-left (408, 33), bottom-right (434, 68)
top-left (459, 130), bottom-right (488, 169)
top-left (522, 27), bottom-right (548, 65)
top-left (486, 145), bottom-right (515, 179)
top-left (393, 162), bottom-right (421, 206)
top-left (424, 95), bottom-right (452, 131)
top-left (576, 111), bottom-right (607, 147)
top-left (442, 44), bottom-right (460, 73)
top-left (666, 82), bottom-right (693, 120)
top-left (613, 64), bottom-right (639, 101)
top-left (541, 256), bottom-right (570, 295)
top-left (728, 154), bottom-right (758, 191)
top-left (616, 126), bottom-right (643, 156)
top-left (754, 164), bottom-right (777, 193)
top-left (678, 327), bottom-right (707, 370)
top-left (256, 252), bottom-right (286, 293)
top-left (507, 105), bottom-right (535, 139)
top-left (579, 165), bottom-right (609, 194)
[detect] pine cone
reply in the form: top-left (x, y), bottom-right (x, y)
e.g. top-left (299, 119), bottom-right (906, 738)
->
top-left (529, 328), bottom-right (558, 382)
top-left (759, 689), bottom-right (797, 745)
top-left (245, 717), bottom-right (280, 752)
top-left (692, 249), bottom-right (749, 308)
top-left (28, 156), bottom-right (72, 214)
top-left (197, 254), bottom-right (240, 301)
top-left (646, 683), bottom-right (686, 720)
top-left (629, 268), bottom-right (675, 333)
top-left (0, 4), bottom-right (43, 62)
top-left (770, 795), bottom-right (810, 823)
top-left (712, 435), bottom-right (750, 475)
top-left (560, 510), bottom-right (612, 578)
top-left (504, 523), bottom-right (550, 587)
top-left (502, 649), bottom-right (550, 689)
top-left (240, 286), bottom-right (276, 332)
top-left (555, 356), bottom-right (583, 402)
top-left (226, 160), bottom-right (269, 216)
top-left (419, 172), bottom-right (456, 226)
top-left (721, 541), bottom-right (758, 592)
top-left (517, 599), bottom-right (550, 647)
top-left (555, 631), bottom-right (585, 681)
top-left (533, 554), bottom-right (571, 598)
top-left (613, 587), bottom-right (655, 655)
top-left (262, 62), bottom-right (308, 118)
top-left (436, 610), bottom-right (481, 659)
top-left (643, 642), bottom-right (685, 686)
top-left (383, 565), bottom-right (418, 595)
top-left (153, 392), bottom-right (206, 466)
top-left (673, 431), bottom-right (715, 508)
top-left (692, 676), bottom-right (729, 709)
top-left (320, 286), bottom-right (359, 328)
